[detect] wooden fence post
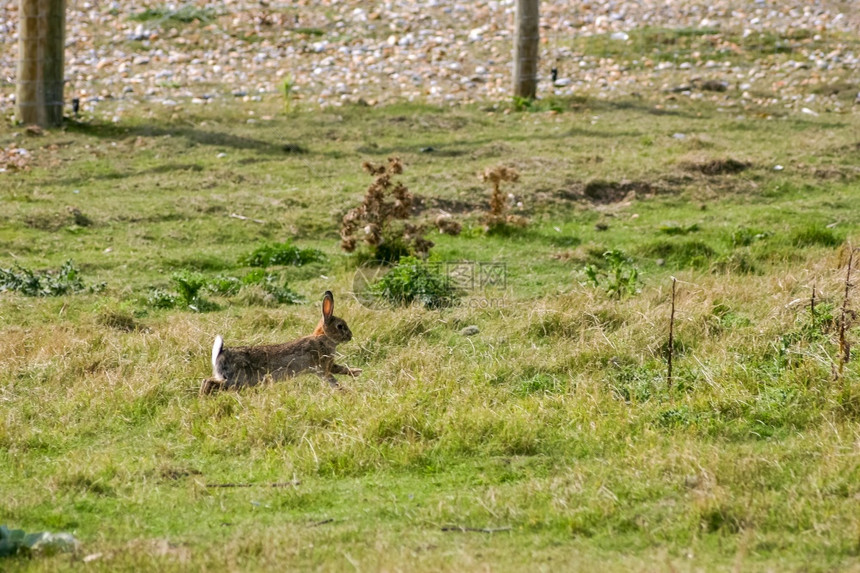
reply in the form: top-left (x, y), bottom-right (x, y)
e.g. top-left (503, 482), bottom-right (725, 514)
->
top-left (513, 0), bottom-right (540, 99)
top-left (17, 0), bottom-right (66, 127)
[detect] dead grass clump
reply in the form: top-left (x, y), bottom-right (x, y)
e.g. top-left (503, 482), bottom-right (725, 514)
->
top-left (340, 157), bottom-right (433, 261)
top-left (97, 309), bottom-right (143, 332)
top-left (582, 180), bottom-right (653, 204)
top-left (434, 214), bottom-right (462, 236)
top-left (481, 165), bottom-right (526, 230)
top-left (0, 145), bottom-right (31, 172)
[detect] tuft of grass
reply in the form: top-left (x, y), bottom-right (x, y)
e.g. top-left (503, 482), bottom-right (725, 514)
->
top-left (730, 227), bottom-right (772, 247)
top-left (790, 225), bottom-right (843, 248)
top-left (659, 223), bottom-right (699, 236)
top-left (639, 240), bottom-right (716, 268)
top-left (129, 4), bottom-right (214, 24)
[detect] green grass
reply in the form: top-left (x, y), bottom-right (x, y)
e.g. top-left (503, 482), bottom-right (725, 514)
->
top-left (129, 4), bottom-right (215, 24)
top-left (1, 93), bottom-right (860, 570)
top-left (566, 27), bottom-right (860, 67)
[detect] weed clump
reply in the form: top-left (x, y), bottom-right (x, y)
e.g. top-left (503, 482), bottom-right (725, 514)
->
top-left (369, 256), bottom-right (458, 309)
top-left (341, 158), bottom-right (433, 262)
top-left (639, 239), bottom-right (716, 268)
top-left (584, 250), bottom-right (641, 298)
top-left (0, 260), bottom-right (102, 296)
top-left (730, 227), bottom-right (772, 247)
top-left (238, 270), bottom-right (304, 305)
top-left (163, 271), bottom-right (218, 312)
top-left (481, 165), bottom-right (526, 232)
top-left (239, 241), bottom-right (324, 268)
top-left (148, 269), bottom-right (303, 311)
top-left (0, 524), bottom-right (77, 557)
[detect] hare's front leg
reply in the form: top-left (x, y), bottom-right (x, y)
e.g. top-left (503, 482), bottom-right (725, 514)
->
top-left (312, 367), bottom-right (341, 389)
top-left (331, 363), bottom-right (362, 378)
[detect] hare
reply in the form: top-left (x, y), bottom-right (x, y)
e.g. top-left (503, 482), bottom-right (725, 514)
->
top-left (199, 291), bottom-right (361, 395)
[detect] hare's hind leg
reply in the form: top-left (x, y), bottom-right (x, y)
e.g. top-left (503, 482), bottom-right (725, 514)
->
top-left (200, 377), bottom-right (224, 396)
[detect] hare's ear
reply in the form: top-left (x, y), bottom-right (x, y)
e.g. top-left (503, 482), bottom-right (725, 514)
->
top-left (322, 291), bottom-right (334, 321)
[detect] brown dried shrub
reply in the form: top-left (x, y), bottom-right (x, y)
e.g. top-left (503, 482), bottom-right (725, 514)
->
top-left (0, 145), bottom-right (31, 172)
top-left (340, 157), bottom-right (434, 261)
top-left (481, 165), bottom-right (527, 231)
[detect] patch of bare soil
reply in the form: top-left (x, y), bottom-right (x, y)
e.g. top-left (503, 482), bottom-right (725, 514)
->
top-left (412, 194), bottom-right (484, 215)
top-left (811, 165), bottom-right (860, 180)
top-left (556, 179), bottom-right (661, 204)
top-left (681, 158), bottom-right (751, 175)
top-left (470, 142), bottom-right (514, 159)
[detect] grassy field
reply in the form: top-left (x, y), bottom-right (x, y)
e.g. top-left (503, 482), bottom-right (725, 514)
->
top-left (1, 92), bottom-right (860, 571)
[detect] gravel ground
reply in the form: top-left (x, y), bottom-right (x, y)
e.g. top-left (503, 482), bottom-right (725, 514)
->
top-left (0, 0), bottom-right (858, 117)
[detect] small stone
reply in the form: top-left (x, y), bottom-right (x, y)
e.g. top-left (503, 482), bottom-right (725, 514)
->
top-left (656, 258), bottom-right (665, 266)
top-left (459, 325), bottom-right (479, 336)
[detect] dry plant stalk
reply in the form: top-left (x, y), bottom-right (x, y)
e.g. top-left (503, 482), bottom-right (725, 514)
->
top-left (434, 214), bottom-right (462, 236)
top-left (340, 157), bottom-right (433, 257)
top-left (667, 276), bottom-right (677, 389)
top-left (837, 248), bottom-right (858, 380)
top-left (481, 165), bottom-right (526, 230)
top-left (810, 282), bottom-right (816, 321)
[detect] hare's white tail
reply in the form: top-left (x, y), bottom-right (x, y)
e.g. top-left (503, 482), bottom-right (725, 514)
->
top-left (211, 335), bottom-right (224, 378)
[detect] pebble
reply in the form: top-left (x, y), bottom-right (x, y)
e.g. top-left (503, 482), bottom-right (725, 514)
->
top-left (0, 0), bottom-right (856, 111)
top-left (459, 325), bottom-right (480, 336)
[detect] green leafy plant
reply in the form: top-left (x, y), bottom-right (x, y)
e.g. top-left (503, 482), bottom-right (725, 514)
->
top-left (730, 227), bottom-right (772, 247)
top-left (171, 271), bottom-right (217, 311)
top-left (206, 275), bottom-right (243, 296)
top-left (369, 256), bottom-right (458, 309)
top-left (511, 96), bottom-right (564, 113)
top-left (245, 270), bottom-right (304, 304)
top-left (147, 289), bottom-right (178, 309)
top-left (280, 75), bottom-right (295, 113)
top-left (0, 525), bottom-right (77, 557)
top-left (149, 269), bottom-right (304, 310)
top-left (584, 250), bottom-right (641, 298)
top-left (239, 241), bottom-right (325, 268)
top-left (147, 271), bottom-right (217, 311)
top-left (0, 260), bottom-right (102, 296)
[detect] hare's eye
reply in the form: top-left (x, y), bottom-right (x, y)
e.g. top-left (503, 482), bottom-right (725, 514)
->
top-left (337, 324), bottom-right (344, 330)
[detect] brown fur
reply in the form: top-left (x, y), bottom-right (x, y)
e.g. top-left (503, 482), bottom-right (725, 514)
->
top-left (199, 292), bottom-right (360, 395)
